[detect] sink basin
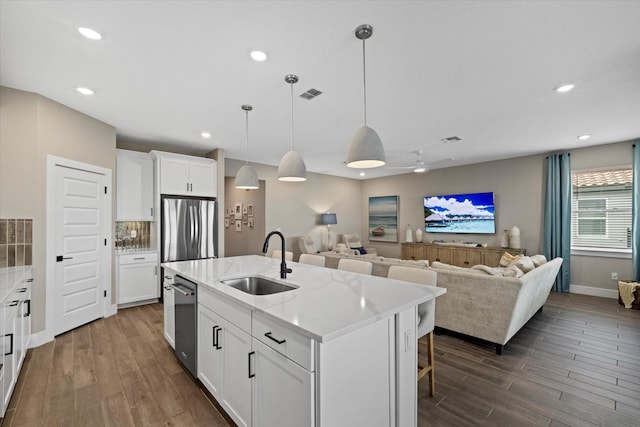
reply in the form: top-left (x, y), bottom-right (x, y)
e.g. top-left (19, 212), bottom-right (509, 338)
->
top-left (220, 276), bottom-right (297, 295)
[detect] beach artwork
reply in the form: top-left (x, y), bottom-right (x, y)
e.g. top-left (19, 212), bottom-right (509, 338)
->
top-left (424, 192), bottom-right (496, 234)
top-left (369, 196), bottom-right (398, 242)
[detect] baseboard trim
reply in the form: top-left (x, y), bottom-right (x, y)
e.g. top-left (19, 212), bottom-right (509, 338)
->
top-left (570, 284), bottom-right (618, 299)
top-left (28, 330), bottom-right (54, 349)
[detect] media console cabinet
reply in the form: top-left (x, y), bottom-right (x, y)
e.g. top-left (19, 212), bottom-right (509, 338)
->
top-left (401, 243), bottom-right (525, 268)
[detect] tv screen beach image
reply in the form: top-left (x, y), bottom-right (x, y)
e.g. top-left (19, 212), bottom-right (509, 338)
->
top-left (424, 192), bottom-right (495, 234)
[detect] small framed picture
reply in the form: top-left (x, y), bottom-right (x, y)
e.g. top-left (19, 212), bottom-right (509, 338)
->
top-left (247, 204), bottom-right (254, 217)
top-left (248, 218), bottom-right (254, 229)
top-left (234, 203), bottom-right (243, 219)
top-left (235, 221), bottom-right (242, 232)
top-left (243, 214), bottom-right (248, 225)
top-left (224, 218), bottom-right (230, 228)
top-left (242, 206), bottom-right (248, 215)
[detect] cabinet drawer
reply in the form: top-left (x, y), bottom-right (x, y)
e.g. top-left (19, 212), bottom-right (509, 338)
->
top-left (119, 252), bottom-right (158, 265)
top-left (198, 288), bottom-right (251, 333)
top-left (252, 312), bottom-right (315, 371)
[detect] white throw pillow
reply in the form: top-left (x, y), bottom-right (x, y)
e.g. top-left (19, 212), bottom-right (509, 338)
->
top-left (498, 252), bottom-right (519, 267)
top-left (512, 256), bottom-right (535, 273)
top-left (531, 254), bottom-right (547, 267)
top-left (431, 261), bottom-right (470, 272)
top-left (471, 265), bottom-right (503, 276)
top-left (499, 265), bottom-right (525, 278)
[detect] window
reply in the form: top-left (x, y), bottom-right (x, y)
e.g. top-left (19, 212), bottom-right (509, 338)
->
top-left (571, 168), bottom-right (632, 251)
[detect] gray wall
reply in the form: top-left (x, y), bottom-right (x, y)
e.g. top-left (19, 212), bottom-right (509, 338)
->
top-left (225, 178), bottom-right (266, 257)
top-left (0, 86), bottom-right (116, 334)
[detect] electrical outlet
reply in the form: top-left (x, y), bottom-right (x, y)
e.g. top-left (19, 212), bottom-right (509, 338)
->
top-left (130, 229), bottom-right (137, 239)
top-left (611, 272), bottom-right (618, 280)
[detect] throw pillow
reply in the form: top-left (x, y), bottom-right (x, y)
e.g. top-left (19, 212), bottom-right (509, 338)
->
top-left (531, 254), bottom-right (547, 267)
top-left (498, 252), bottom-right (519, 267)
top-left (471, 265), bottom-right (503, 276)
top-left (431, 261), bottom-right (469, 272)
top-left (512, 256), bottom-right (535, 273)
top-left (355, 246), bottom-right (367, 255)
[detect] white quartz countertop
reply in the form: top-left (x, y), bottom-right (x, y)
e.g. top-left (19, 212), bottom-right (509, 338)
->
top-left (0, 266), bottom-right (32, 304)
top-left (163, 255), bottom-right (445, 343)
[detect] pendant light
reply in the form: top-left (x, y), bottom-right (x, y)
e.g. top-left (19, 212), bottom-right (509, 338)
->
top-left (277, 74), bottom-right (307, 182)
top-left (346, 24), bottom-right (386, 169)
top-left (235, 104), bottom-right (259, 189)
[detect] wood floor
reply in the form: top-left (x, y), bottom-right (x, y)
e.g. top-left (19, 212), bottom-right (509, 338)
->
top-left (2, 292), bottom-right (639, 426)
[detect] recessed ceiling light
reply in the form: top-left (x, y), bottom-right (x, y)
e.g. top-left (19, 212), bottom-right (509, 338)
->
top-left (250, 51), bottom-right (267, 62)
top-left (78, 27), bottom-right (102, 40)
top-left (359, 172), bottom-right (365, 176)
top-left (201, 132), bottom-right (211, 139)
top-left (76, 87), bottom-right (94, 95)
top-left (555, 84), bottom-right (575, 93)
top-left (413, 167), bottom-right (427, 173)
top-left (577, 134), bottom-right (591, 141)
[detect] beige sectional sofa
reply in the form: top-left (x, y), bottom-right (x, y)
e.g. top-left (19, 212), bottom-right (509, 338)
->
top-left (431, 257), bottom-right (563, 354)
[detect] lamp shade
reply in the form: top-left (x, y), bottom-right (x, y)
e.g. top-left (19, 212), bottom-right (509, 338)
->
top-left (235, 164), bottom-right (259, 189)
top-left (277, 150), bottom-right (307, 182)
top-left (346, 125), bottom-right (386, 168)
top-left (320, 213), bottom-right (337, 226)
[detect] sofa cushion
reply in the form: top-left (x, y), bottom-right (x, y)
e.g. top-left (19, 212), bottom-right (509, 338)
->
top-left (531, 254), bottom-right (547, 267)
top-left (471, 264), bottom-right (503, 276)
top-left (499, 265), bottom-right (525, 278)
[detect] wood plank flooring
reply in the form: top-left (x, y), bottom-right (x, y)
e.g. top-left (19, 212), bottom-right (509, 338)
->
top-left (2, 291), bottom-right (639, 426)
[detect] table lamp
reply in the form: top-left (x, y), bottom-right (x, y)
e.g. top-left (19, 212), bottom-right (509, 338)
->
top-left (320, 213), bottom-right (338, 250)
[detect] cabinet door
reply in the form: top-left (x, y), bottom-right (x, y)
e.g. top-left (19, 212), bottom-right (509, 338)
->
top-left (160, 157), bottom-right (190, 196)
top-left (163, 283), bottom-right (175, 348)
top-left (466, 249), bottom-right (483, 267)
top-left (197, 304), bottom-right (224, 398)
top-left (189, 159), bottom-right (217, 197)
top-left (435, 247), bottom-right (452, 264)
top-left (220, 321), bottom-right (252, 427)
top-left (118, 262), bottom-right (159, 304)
top-left (1, 306), bottom-right (17, 413)
top-left (252, 339), bottom-right (314, 427)
top-left (116, 153), bottom-right (154, 220)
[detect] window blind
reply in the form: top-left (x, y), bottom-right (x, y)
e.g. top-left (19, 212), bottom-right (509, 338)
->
top-left (571, 169), bottom-right (632, 250)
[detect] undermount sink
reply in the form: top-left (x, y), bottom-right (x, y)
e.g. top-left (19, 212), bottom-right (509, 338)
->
top-left (220, 276), bottom-right (297, 295)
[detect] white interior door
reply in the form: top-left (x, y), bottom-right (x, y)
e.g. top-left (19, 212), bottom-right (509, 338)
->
top-left (54, 165), bottom-right (107, 335)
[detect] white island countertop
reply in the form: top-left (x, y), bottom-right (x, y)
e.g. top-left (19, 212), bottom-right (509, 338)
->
top-left (163, 255), bottom-right (445, 343)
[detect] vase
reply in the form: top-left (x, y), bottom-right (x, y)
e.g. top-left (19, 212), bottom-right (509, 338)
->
top-left (500, 229), bottom-right (509, 248)
top-left (509, 226), bottom-right (521, 249)
top-left (405, 224), bottom-right (413, 243)
top-left (415, 228), bottom-right (423, 243)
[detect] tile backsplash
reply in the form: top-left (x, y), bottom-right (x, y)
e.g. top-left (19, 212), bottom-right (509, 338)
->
top-left (0, 218), bottom-right (33, 268)
top-left (115, 221), bottom-right (151, 250)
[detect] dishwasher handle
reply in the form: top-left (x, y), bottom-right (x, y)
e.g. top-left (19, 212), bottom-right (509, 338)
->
top-left (171, 284), bottom-right (195, 297)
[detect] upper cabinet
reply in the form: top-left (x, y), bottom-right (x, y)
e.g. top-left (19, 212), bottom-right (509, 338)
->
top-left (151, 151), bottom-right (217, 198)
top-left (116, 149), bottom-right (154, 221)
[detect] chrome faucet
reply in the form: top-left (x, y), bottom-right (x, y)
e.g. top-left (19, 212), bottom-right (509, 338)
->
top-left (262, 231), bottom-right (292, 279)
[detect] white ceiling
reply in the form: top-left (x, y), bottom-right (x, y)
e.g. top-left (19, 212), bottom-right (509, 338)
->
top-left (2, 1), bottom-right (640, 179)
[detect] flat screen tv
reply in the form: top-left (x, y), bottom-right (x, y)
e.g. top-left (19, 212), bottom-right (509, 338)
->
top-left (424, 192), bottom-right (496, 234)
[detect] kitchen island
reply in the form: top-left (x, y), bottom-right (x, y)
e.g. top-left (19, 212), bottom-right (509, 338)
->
top-left (163, 255), bottom-right (445, 427)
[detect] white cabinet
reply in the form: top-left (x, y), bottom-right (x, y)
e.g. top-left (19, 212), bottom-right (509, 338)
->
top-left (198, 293), bottom-right (252, 427)
top-left (251, 339), bottom-right (314, 427)
top-left (152, 151), bottom-right (217, 197)
top-left (117, 252), bottom-right (159, 305)
top-left (163, 272), bottom-right (175, 349)
top-left (116, 149), bottom-right (154, 221)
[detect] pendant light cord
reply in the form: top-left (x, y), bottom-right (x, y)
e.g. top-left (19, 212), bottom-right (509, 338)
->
top-left (290, 81), bottom-right (294, 151)
top-left (362, 37), bottom-right (367, 126)
top-left (245, 110), bottom-right (249, 164)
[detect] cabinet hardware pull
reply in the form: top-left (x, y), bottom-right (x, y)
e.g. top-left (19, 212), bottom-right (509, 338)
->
top-left (17, 287), bottom-right (27, 293)
top-left (25, 278), bottom-right (34, 282)
top-left (133, 257), bottom-right (145, 260)
top-left (187, 182), bottom-right (190, 192)
top-left (248, 351), bottom-right (255, 378)
top-left (151, 207), bottom-right (154, 217)
top-left (7, 300), bottom-right (19, 307)
top-left (4, 333), bottom-right (13, 356)
top-left (214, 327), bottom-right (222, 350)
top-left (264, 332), bottom-right (286, 345)
top-left (154, 266), bottom-right (158, 275)
top-left (24, 299), bottom-right (31, 317)
top-left (164, 285), bottom-right (172, 291)
top-left (212, 326), bottom-right (218, 347)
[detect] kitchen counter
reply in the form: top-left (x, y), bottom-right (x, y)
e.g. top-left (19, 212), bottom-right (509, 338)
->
top-left (163, 255), bottom-right (445, 343)
top-left (0, 265), bottom-right (32, 303)
top-left (115, 247), bottom-right (157, 255)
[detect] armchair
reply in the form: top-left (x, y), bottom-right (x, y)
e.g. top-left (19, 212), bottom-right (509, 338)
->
top-left (341, 233), bottom-right (377, 256)
top-left (298, 235), bottom-right (316, 254)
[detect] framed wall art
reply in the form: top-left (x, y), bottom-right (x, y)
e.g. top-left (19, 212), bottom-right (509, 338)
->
top-left (368, 195), bottom-right (398, 242)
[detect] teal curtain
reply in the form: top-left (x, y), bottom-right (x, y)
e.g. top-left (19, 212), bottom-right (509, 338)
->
top-left (544, 153), bottom-right (571, 292)
top-left (633, 143), bottom-right (640, 281)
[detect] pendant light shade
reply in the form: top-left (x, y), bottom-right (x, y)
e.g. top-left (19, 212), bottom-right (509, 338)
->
top-left (346, 24), bottom-right (385, 169)
top-left (235, 104), bottom-right (259, 189)
top-left (278, 74), bottom-right (307, 182)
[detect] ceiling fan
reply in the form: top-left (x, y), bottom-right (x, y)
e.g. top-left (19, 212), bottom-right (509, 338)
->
top-left (387, 150), bottom-right (453, 173)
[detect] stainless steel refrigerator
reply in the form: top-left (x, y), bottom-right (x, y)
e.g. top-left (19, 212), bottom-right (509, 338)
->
top-left (161, 196), bottom-right (217, 262)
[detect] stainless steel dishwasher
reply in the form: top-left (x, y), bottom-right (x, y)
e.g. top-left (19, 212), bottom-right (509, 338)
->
top-left (172, 275), bottom-right (197, 377)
